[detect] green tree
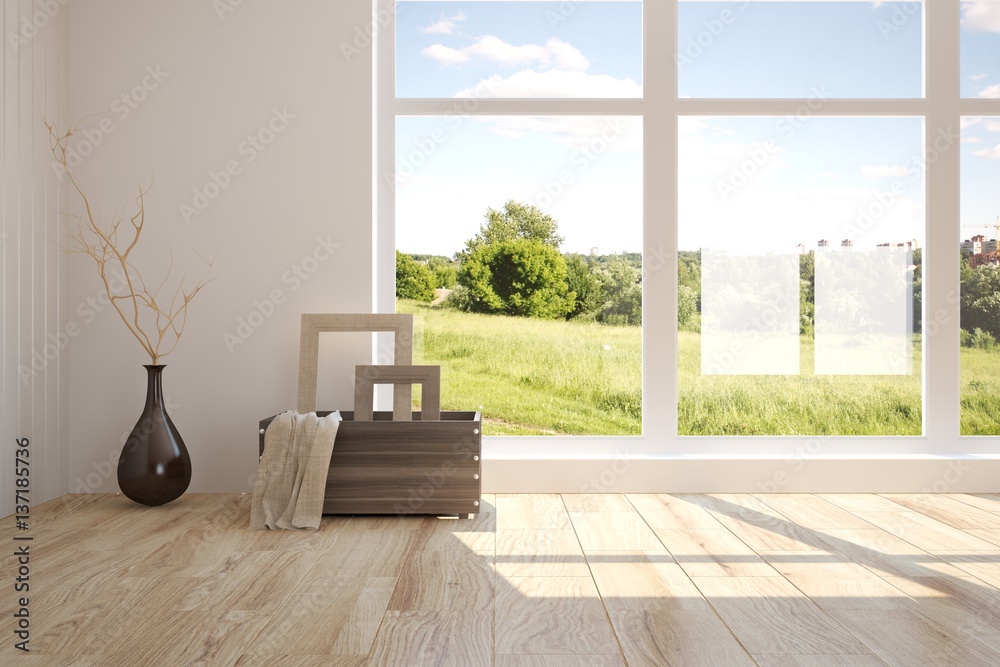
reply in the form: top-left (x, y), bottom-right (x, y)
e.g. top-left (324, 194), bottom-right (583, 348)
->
top-left (799, 251), bottom-right (815, 336)
top-left (458, 238), bottom-right (575, 319)
top-left (565, 254), bottom-right (604, 319)
top-left (598, 257), bottom-right (642, 326)
top-left (963, 263), bottom-right (1000, 339)
top-left (678, 284), bottom-right (697, 327)
top-left (395, 251), bottom-right (435, 302)
top-left (461, 200), bottom-right (564, 258)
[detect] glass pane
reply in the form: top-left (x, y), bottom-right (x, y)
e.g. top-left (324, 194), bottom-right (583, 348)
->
top-left (678, 1), bottom-right (923, 99)
top-left (962, 1), bottom-right (1000, 99)
top-left (396, 115), bottom-right (643, 435)
top-left (960, 116), bottom-right (1000, 434)
top-left (678, 116), bottom-right (924, 436)
top-left (396, 1), bottom-right (642, 98)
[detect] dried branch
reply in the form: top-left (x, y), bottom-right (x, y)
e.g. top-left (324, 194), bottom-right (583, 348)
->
top-left (44, 117), bottom-right (213, 364)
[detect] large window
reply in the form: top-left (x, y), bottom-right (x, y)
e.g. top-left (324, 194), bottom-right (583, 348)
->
top-left (379, 0), bottom-right (1000, 454)
top-left (392, 2), bottom-right (643, 436)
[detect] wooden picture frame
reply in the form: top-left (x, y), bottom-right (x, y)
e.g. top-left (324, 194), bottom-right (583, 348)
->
top-left (354, 365), bottom-right (441, 422)
top-left (297, 313), bottom-right (414, 414)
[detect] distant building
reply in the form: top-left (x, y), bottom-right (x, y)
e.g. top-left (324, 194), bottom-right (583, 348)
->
top-left (962, 235), bottom-right (986, 256)
top-left (971, 250), bottom-right (1000, 269)
top-left (817, 239), bottom-right (830, 248)
top-left (985, 239), bottom-right (998, 254)
top-left (841, 239), bottom-right (854, 248)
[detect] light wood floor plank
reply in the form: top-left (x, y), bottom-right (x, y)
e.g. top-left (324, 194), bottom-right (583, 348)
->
top-left (693, 576), bottom-right (872, 656)
top-left (627, 494), bottom-right (724, 530)
top-left (498, 656), bottom-right (626, 667)
top-left (586, 550), bottom-right (702, 610)
top-left (495, 576), bottom-right (620, 656)
top-left (311, 515), bottom-right (422, 577)
top-left (496, 529), bottom-right (590, 577)
top-left (608, 607), bottom-right (757, 667)
top-left (853, 510), bottom-right (1000, 552)
top-left (368, 611), bottom-right (494, 666)
top-left (828, 608), bottom-right (1000, 667)
top-left (753, 656), bottom-right (889, 667)
top-left (387, 548), bottom-right (494, 612)
top-left (881, 494), bottom-right (1000, 530)
top-left (236, 657), bottom-right (367, 667)
top-left (561, 493), bottom-right (633, 512)
top-left (818, 493), bottom-right (909, 513)
top-left (684, 494), bottom-right (831, 552)
top-left (883, 576), bottom-right (1000, 652)
top-left (946, 493), bottom-right (1000, 515)
top-left (245, 576), bottom-right (396, 656)
top-left (814, 529), bottom-right (970, 578)
top-left (967, 530), bottom-right (1000, 548)
top-left (569, 511), bottom-right (666, 552)
top-left (938, 552), bottom-right (1000, 588)
top-left (656, 529), bottom-right (779, 577)
top-left (496, 493), bottom-right (571, 530)
top-left (755, 494), bottom-right (877, 530)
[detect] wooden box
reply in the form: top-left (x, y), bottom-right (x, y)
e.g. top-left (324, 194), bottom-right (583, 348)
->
top-left (259, 410), bottom-right (481, 516)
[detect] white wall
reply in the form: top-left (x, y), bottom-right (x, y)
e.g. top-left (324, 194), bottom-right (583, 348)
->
top-left (1, 0), bottom-right (69, 517)
top-left (65, 0), bottom-right (375, 494)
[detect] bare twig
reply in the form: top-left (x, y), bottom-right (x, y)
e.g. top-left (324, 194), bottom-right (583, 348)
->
top-left (43, 117), bottom-right (213, 364)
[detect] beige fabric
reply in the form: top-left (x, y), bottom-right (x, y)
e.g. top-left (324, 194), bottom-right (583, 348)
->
top-left (250, 411), bottom-right (341, 530)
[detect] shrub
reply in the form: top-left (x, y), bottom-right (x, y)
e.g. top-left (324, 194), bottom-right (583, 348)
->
top-left (395, 251), bottom-right (435, 302)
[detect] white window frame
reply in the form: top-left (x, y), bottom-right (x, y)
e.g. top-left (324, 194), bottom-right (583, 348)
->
top-left (375, 1), bottom-right (1000, 477)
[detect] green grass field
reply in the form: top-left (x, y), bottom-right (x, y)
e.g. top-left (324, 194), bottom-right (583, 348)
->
top-left (397, 300), bottom-right (1000, 436)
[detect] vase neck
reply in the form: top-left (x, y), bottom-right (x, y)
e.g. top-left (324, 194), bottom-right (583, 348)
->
top-left (143, 364), bottom-right (166, 408)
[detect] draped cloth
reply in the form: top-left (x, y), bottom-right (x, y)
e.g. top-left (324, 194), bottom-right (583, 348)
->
top-left (250, 411), bottom-right (341, 530)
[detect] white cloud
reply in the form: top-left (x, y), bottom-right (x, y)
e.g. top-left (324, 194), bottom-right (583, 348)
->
top-left (456, 70), bottom-right (640, 98)
top-left (980, 84), bottom-right (1000, 98)
top-left (420, 11), bottom-right (465, 36)
top-left (963, 137), bottom-right (985, 143)
top-left (421, 44), bottom-right (469, 65)
top-left (971, 73), bottom-right (991, 81)
top-left (986, 120), bottom-right (1000, 133)
top-left (962, 117), bottom-right (983, 130)
top-left (973, 144), bottom-right (1000, 159)
top-left (962, 3), bottom-right (1000, 34)
top-left (861, 165), bottom-right (912, 178)
top-left (424, 36), bottom-right (590, 72)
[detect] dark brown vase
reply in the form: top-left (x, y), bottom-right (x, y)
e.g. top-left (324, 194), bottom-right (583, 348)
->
top-left (117, 365), bottom-right (192, 506)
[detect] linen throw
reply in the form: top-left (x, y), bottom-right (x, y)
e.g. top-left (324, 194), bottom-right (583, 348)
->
top-left (250, 411), bottom-right (341, 530)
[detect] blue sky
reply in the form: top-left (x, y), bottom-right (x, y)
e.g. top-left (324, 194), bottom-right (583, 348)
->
top-left (394, 1), bottom-right (1000, 255)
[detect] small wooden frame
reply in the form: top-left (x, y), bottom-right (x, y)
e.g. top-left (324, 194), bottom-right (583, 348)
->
top-left (354, 365), bottom-right (441, 422)
top-left (297, 313), bottom-right (413, 415)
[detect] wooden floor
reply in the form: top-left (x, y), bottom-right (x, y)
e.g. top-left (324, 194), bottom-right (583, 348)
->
top-left (3, 493), bottom-right (1000, 666)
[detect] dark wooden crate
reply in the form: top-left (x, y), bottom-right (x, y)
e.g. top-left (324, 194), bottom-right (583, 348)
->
top-left (259, 410), bottom-right (481, 516)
